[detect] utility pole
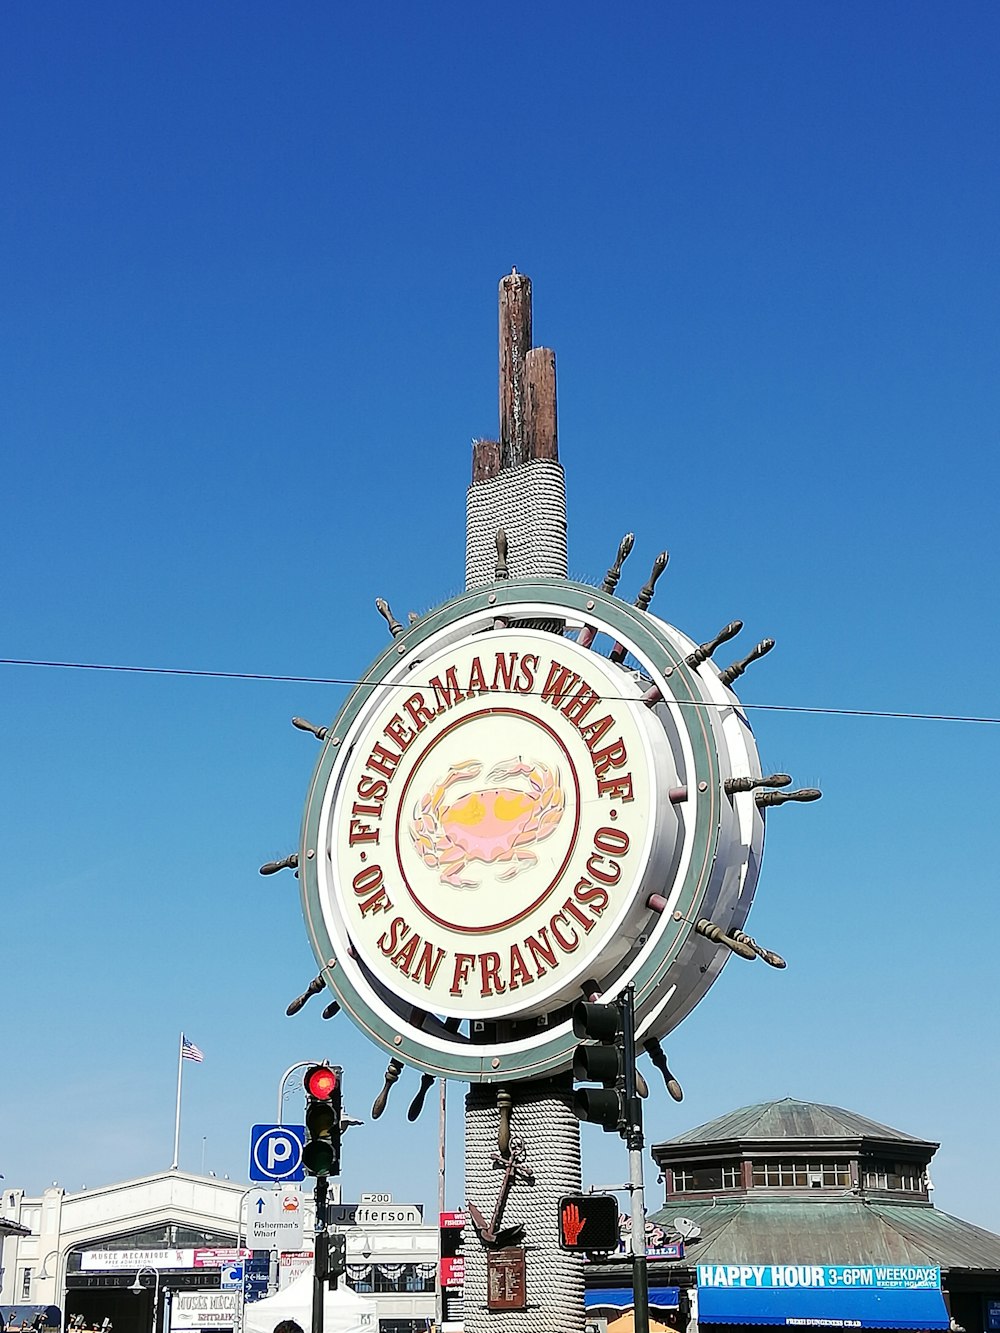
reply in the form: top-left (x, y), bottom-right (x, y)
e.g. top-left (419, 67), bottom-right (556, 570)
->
top-left (621, 986), bottom-right (650, 1333)
top-left (312, 1174), bottom-right (328, 1333)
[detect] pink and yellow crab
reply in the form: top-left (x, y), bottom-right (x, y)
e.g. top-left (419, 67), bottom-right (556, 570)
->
top-left (409, 757), bottom-right (565, 888)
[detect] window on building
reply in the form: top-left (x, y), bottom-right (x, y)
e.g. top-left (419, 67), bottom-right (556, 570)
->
top-left (20, 1268), bottom-right (33, 1300)
top-left (751, 1161), bottom-right (851, 1187)
top-left (862, 1160), bottom-right (924, 1192)
top-left (671, 1161), bottom-right (741, 1192)
top-left (346, 1264), bottom-right (435, 1296)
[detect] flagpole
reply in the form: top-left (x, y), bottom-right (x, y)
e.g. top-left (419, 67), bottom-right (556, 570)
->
top-left (171, 1031), bottom-right (184, 1169)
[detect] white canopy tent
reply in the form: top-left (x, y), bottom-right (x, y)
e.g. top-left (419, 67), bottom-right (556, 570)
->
top-left (243, 1267), bottom-right (375, 1333)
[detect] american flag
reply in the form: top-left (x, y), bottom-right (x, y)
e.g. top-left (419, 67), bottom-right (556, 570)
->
top-left (181, 1035), bottom-right (204, 1063)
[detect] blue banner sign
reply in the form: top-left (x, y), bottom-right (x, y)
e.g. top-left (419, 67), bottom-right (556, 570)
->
top-left (697, 1265), bottom-right (941, 1291)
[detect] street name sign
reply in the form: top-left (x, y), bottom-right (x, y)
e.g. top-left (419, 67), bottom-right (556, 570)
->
top-left (327, 1203), bottom-right (423, 1227)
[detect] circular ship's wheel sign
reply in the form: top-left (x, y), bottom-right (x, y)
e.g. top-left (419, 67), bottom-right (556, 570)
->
top-left (299, 578), bottom-right (764, 1082)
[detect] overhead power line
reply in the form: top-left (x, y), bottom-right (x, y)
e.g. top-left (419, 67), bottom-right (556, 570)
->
top-left (1, 656), bottom-right (997, 727)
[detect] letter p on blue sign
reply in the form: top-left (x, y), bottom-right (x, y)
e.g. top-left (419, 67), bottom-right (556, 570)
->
top-left (249, 1124), bottom-right (306, 1181)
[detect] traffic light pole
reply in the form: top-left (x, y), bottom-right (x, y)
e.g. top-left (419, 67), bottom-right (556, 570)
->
top-left (620, 985), bottom-right (650, 1333)
top-left (312, 1174), bottom-right (328, 1333)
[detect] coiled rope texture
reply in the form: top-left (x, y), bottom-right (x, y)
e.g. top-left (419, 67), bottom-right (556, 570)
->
top-left (464, 458), bottom-right (585, 1333)
top-left (465, 461), bottom-right (568, 588)
top-left (464, 1083), bottom-right (584, 1331)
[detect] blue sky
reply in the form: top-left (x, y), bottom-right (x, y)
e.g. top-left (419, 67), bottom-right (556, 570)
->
top-left (3, 1), bottom-right (999, 1232)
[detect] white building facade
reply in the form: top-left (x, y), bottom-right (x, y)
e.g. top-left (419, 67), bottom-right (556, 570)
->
top-left (1, 1174), bottom-right (435, 1333)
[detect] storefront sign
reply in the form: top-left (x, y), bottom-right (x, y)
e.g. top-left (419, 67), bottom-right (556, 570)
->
top-left (193, 1250), bottom-right (249, 1268)
top-left (279, 1251), bottom-right (314, 1289)
top-left (697, 1266), bottom-right (942, 1290)
top-left (82, 1250), bottom-right (193, 1271)
top-left (440, 1257), bottom-right (465, 1285)
top-left (440, 1209), bottom-right (465, 1326)
top-left (170, 1292), bottom-right (238, 1331)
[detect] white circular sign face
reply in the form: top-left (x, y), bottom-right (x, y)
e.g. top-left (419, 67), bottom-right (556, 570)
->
top-left (319, 628), bottom-right (678, 1019)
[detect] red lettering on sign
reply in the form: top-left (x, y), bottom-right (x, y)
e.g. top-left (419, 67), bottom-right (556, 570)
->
top-left (430, 667), bottom-right (466, 714)
top-left (450, 952), bottom-right (475, 995)
top-left (525, 928), bottom-right (557, 975)
top-left (404, 692), bottom-right (436, 733)
top-left (549, 910), bottom-right (579, 953)
top-left (591, 738), bottom-right (628, 778)
top-left (597, 773), bottom-right (634, 802)
top-left (412, 940), bottom-right (446, 988)
top-left (515, 654), bottom-right (538, 692)
top-left (378, 917), bottom-right (408, 955)
top-left (367, 742), bottom-right (402, 780)
top-left (491, 652), bottom-right (517, 693)
top-left (479, 951), bottom-right (506, 996)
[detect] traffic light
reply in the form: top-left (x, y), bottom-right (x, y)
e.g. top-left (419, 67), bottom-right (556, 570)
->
top-left (318, 1232), bottom-right (347, 1287)
top-left (302, 1063), bottom-right (342, 1177)
top-left (558, 1194), bottom-right (621, 1252)
top-left (572, 1000), bottom-right (624, 1132)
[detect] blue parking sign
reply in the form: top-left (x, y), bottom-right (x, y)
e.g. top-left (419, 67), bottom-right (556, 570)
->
top-left (249, 1124), bottom-right (306, 1182)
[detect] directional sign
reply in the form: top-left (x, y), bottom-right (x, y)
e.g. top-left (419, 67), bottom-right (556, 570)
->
top-left (220, 1264), bottom-right (243, 1291)
top-left (247, 1189), bottom-right (304, 1249)
top-left (244, 1252), bottom-right (270, 1304)
top-left (249, 1124), bottom-right (306, 1182)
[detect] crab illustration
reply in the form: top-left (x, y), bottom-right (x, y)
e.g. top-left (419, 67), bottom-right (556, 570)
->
top-left (409, 757), bottom-right (565, 888)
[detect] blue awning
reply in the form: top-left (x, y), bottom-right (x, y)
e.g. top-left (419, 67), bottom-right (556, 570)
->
top-left (585, 1287), bottom-right (680, 1310)
top-left (697, 1285), bottom-right (949, 1330)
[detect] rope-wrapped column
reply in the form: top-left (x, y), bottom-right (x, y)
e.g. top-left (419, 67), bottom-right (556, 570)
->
top-left (464, 1081), bottom-right (584, 1330)
top-left (465, 460), bottom-right (567, 588)
top-left (462, 270), bottom-right (583, 1333)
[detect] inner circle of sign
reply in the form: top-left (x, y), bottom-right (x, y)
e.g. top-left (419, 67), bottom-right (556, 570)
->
top-left (394, 707), bottom-right (582, 935)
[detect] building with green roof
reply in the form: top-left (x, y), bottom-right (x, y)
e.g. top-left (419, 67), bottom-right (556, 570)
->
top-left (586, 1099), bottom-right (1000, 1333)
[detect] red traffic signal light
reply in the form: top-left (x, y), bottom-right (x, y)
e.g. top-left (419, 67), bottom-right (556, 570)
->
top-left (303, 1064), bottom-right (343, 1178)
top-left (304, 1065), bottom-right (339, 1099)
top-left (557, 1194), bottom-right (620, 1252)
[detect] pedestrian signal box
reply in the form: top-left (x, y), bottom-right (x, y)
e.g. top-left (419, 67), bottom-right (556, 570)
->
top-left (557, 1193), bottom-right (620, 1252)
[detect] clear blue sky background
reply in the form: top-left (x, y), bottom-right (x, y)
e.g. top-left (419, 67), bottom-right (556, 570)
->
top-left (3, 1), bottom-right (999, 1232)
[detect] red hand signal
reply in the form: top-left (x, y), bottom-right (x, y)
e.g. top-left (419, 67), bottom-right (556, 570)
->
top-left (561, 1202), bottom-right (586, 1247)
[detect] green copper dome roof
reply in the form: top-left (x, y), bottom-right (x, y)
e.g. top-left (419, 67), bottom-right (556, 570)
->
top-left (660, 1098), bottom-right (937, 1149)
top-left (644, 1199), bottom-right (1000, 1270)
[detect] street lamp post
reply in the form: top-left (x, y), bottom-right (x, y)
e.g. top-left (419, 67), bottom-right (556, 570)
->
top-left (34, 1250), bottom-right (62, 1311)
top-left (276, 1062), bottom-right (316, 1124)
top-left (130, 1266), bottom-right (161, 1333)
